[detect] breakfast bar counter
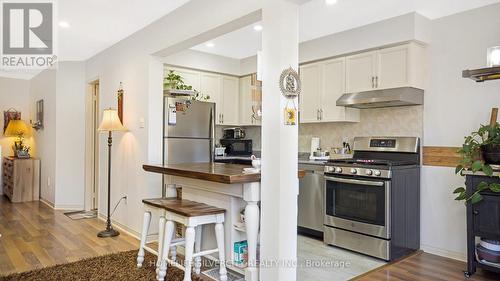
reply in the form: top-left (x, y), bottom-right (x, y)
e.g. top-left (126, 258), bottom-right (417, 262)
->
top-left (143, 163), bottom-right (305, 183)
top-left (143, 162), bottom-right (304, 281)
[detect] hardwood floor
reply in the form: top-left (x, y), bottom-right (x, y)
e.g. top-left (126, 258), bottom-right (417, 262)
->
top-left (0, 196), bottom-right (138, 276)
top-left (3, 195), bottom-right (500, 281)
top-left (353, 251), bottom-right (500, 281)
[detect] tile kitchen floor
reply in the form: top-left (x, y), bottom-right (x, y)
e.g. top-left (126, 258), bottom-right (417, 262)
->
top-left (297, 235), bottom-right (385, 281)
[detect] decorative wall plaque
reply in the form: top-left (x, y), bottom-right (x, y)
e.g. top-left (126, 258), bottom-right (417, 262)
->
top-left (279, 67), bottom-right (301, 98)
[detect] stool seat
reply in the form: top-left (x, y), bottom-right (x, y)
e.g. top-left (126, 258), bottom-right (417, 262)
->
top-left (142, 198), bottom-right (226, 217)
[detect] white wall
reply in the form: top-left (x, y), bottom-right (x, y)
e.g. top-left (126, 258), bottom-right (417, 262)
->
top-left (0, 77), bottom-right (32, 157)
top-left (299, 12), bottom-right (429, 63)
top-left (420, 3), bottom-right (500, 261)
top-left (162, 49), bottom-right (241, 75)
top-left (30, 70), bottom-right (57, 204)
top-left (28, 62), bottom-right (87, 208)
top-left (54, 62), bottom-right (86, 209)
top-left (85, 0), bottom-right (261, 235)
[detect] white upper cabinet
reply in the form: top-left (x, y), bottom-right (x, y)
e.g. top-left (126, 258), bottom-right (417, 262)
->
top-left (239, 76), bottom-right (253, 126)
top-left (377, 45), bottom-right (409, 89)
top-left (321, 58), bottom-right (359, 122)
top-left (299, 63), bottom-right (322, 123)
top-left (300, 59), bottom-right (359, 124)
top-left (200, 73), bottom-right (222, 123)
top-left (221, 76), bottom-right (239, 126)
top-left (345, 51), bottom-right (377, 93)
top-left (167, 67), bottom-right (201, 91)
top-left (345, 42), bottom-right (426, 92)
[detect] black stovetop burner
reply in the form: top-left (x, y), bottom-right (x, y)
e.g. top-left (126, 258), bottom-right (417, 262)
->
top-left (328, 158), bottom-right (416, 167)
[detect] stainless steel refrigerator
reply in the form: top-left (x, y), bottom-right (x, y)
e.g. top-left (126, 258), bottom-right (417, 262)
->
top-left (163, 97), bottom-right (215, 165)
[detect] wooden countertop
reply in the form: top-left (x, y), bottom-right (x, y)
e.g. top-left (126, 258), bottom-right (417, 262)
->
top-left (143, 163), bottom-right (306, 184)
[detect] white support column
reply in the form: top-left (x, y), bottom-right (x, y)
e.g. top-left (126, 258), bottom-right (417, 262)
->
top-left (261, 1), bottom-right (299, 281)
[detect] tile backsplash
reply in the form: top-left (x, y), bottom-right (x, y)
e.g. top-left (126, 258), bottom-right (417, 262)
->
top-left (299, 106), bottom-right (423, 152)
top-left (215, 105), bottom-right (422, 154)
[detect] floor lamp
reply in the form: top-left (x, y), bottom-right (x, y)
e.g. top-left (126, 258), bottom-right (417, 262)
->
top-left (97, 108), bottom-right (127, 238)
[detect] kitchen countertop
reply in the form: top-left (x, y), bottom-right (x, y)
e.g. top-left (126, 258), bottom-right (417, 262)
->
top-left (298, 154), bottom-right (353, 166)
top-left (143, 162), bottom-right (306, 184)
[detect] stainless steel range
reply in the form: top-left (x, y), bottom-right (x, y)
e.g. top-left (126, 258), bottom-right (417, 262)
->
top-left (323, 136), bottom-right (420, 261)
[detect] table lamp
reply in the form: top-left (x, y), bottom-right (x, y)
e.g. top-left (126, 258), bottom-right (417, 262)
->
top-left (5, 120), bottom-right (31, 158)
top-left (97, 108), bottom-right (127, 238)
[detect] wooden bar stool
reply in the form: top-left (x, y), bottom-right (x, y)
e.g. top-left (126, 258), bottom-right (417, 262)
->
top-left (143, 198), bottom-right (227, 281)
top-left (136, 199), bottom-right (182, 278)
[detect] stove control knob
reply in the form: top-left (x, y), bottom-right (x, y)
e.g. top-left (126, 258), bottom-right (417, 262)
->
top-left (327, 166), bottom-right (335, 173)
top-left (350, 168), bottom-right (358, 174)
top-left (365, 169), bottom-right (373, 175)
top-left (335, 167), bottom-right (343, 173)
top-left (373, 170), bottom-right (382, 176)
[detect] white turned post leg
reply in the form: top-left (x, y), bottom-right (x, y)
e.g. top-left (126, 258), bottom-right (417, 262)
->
top-left (183, 226), bottom-right (196, 281)
top-left (215, 222), bottom-right (228, 281)
top-left (158, 220), bottom-right (175, 281)
top-left (245, 202), bottom-right (260, 279)
top-left (156, 216), bottom-right (166, 276)
top-left (137, 211), bottom-right (151, 268)
top-left (170, 223), bottom-right (177, 262)
top-left (194, 225), bottom-right (202, 274)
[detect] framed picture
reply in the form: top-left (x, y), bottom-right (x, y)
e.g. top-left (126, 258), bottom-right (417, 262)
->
top-left (33, 100), bottom-right (44, 130)
top-left (3, 109), bottom-right (21, 134)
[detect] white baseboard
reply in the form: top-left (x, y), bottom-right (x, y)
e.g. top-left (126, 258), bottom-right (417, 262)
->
top-left (54, 204), bottom-right (84, 211)
top-left (421, 244), bottom-right (466, 262)
top-left (39, 198), bottom-right (55, 208)
top-left (97, 213), bottom-right (142, 241)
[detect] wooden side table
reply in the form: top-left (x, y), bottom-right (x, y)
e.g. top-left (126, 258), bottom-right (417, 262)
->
top-left (2, 157), bottom-right (40, 203)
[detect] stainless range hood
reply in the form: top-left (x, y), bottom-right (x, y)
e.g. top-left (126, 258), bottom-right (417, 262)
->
top-left (336, 87), bottom-right (424, 109)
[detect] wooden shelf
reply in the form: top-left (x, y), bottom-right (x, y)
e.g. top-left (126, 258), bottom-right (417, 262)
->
top-left (463, 66), bottom-right (500, 82)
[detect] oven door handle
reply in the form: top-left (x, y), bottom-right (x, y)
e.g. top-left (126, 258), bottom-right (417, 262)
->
top-left (325, 176), bottom-right (384, 186)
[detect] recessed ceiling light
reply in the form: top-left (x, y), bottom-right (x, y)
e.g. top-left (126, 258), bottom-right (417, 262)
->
top-left (58, 21), bottom-right (70, 28)
top-left (205, 42), bottom-right (215, 48)
top-left (253, 25), bottom-right (263, 31)
top-left (325, 0), bottom-right (338, 5)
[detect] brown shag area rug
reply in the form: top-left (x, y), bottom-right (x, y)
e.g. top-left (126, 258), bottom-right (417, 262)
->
top-left (0, 250), bottom-right (206, 281)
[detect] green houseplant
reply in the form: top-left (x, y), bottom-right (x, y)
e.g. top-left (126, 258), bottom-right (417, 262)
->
top-left (163, 70), bottom-right (210, 101)
top-left (453, 123), bottom-right (500, 204)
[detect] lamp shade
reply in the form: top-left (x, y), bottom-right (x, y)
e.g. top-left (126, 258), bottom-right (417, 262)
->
top-left (98, 108), bottom-right (127, 132)
top-left (5, 120), bottom-right (31, 137)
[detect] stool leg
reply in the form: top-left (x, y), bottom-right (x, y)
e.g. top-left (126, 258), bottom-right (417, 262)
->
top-left (158, 220), bottom-right (174, 281)
top-left (156, 216), bottom-right (166, 277)
top-left (170, 222), bottom-right (177, 262)
top-left (183, 226), bottom-right (196, 281)
top-left (137, 211), bottom-right (151, 268)
top-left (194, 226), bottom-right (202, 274)
top-left (215, 223), bottom-right (228, 281)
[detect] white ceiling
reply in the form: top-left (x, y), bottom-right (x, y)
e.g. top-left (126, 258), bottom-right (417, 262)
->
top-left (2, 0), bottom-right (500, 80)
top-left (190, 23), bottom-right (262, 60)
top-left (58, 0), bottom-right (189, 61)
top-left (191, 0), bottom-right (500, 59)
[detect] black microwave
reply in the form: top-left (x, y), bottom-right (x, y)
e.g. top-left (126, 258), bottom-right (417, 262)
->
top-left (220, 139), bottom-right (252, 156)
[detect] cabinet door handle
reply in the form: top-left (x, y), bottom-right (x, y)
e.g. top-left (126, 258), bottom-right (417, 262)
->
top-left (320, 109), bottom-right (323, 120)
top-left (375, 76), bottom-right (379, 88)
top-left (473, 210), bottom-right (479, 215)
top-left (317, 109), bottom-right (320, 120)
top-left (371, 77), bottom-right (375, 88)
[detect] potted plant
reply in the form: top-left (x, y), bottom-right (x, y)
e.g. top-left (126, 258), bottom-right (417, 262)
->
top-left (454, 122), bottom-right (500, 204)
top-left (164, 70), bottom-right (211, 101)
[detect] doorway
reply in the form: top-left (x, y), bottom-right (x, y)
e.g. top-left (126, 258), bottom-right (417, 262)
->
top-left (85, 81), bottom-right (99, 211)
